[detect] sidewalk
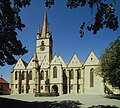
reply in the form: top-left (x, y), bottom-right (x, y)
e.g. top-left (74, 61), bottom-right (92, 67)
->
top-left (0, 94), bottom-right (120, 108)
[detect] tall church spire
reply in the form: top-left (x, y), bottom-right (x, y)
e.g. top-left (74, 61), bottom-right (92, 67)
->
top-left (41, 11), bottom-right (50, 38)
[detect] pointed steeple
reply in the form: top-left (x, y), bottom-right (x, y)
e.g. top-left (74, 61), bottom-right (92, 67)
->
top-left (41, 11), bottom-right (50, 38)
top-left (37, 25), bottom-right (41, 39)
top-left (33, 53), bottom-right (39, 68)
top-left (33, 53), bottom-right (38, 62)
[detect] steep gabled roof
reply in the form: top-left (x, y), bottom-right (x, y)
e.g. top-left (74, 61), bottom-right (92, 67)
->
top-left (58, 55), bottom-right (67, 67)
top-left (13, 58), bottom-right (27, 70)
top-left (68, 54), bottom-right (82, 68)
top-left (0, 77), bottom-right (9, 84)
top-left (84, 51), bottom-right (100, 66)
top-left (41, 56), bottom-right (50, 69)
top-left (21, 59), bottom-right (28, 67)
top-left (27, 56), bottom-right (34, 69)
top-left (50, 55), bottom-right (61, 65)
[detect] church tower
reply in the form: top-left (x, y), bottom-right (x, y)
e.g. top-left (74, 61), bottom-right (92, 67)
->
top-left (36, 11), bottom-right (53, 65)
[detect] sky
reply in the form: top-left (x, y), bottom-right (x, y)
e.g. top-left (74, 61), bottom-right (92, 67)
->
top-left (0, 0), bottom-right (120, 82)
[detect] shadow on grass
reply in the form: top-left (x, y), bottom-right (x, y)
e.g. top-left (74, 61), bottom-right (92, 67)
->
top-left (88, 105), bottom-right (119, 108)
top-left (104, 94), bottom-right (120, 100)
top-left (0, 97), bottom-right (82, 108)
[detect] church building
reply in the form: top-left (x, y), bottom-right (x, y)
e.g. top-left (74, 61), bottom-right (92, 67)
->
top-left (11, 12), bottom-right (105, 95)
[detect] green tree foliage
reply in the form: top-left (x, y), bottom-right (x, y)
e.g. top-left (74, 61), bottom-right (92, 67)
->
top-left (45, 0), bottom-right (119, 37)
top-left (100, 37), bottom-right (120, 88)
top-left (0, 0), bottom-right (30, 66)
top-left (0, 0), bottom-right (119, 66)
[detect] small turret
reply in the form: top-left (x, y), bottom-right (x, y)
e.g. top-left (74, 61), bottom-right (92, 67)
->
top-left (37, 25), bottom-right (41, 39)
top-left (32, 53), bottom-right (39, 69)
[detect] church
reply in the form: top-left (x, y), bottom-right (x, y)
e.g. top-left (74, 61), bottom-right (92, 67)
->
top-left (11, 11), bottom-right (105, 95)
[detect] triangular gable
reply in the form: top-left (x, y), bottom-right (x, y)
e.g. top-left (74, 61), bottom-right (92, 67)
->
top-left (27, 56), bottom-right (34, 69)
top-left (14, 58), bottom-right (27, 69)
top-left (58, 55), bottom-right (67, 67)
top-left (68, 54), bottom-right (82, 68)
top-left (50, 55), bottom-right (61, 65)
top-left (84, 51), bottom-right (100, 66)
top-left (41, 56), bottom-right (50, 69)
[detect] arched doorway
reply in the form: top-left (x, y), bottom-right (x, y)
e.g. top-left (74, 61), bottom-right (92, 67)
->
top-left (52, 85), bottom-right (58, 93)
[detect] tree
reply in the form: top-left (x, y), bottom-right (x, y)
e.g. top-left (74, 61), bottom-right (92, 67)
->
top-left (0, 0), bottom-right (119, 66)
top-left (0, 0), bottom-right (30, 66)
top-left (100, 36), bottom-right (120, 88)
top-left (45, 0), bottom-right (119, 37)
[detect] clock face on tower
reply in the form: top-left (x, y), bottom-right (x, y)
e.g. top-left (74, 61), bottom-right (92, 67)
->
top-left (40, 41), bottom-right (45, 51)
top-left (40, 46), bottom-right (45, 51)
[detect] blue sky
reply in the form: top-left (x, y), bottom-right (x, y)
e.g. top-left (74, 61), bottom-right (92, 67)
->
top-left (0, 1), bottom-right (120, 82)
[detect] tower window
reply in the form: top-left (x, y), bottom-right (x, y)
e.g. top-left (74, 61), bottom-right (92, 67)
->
top-left (41, 41), bottom-right (44, 46)
top-left (53, 66), bottom-right (57, 78)
top-left (90, 68), bottom-right (94, 87)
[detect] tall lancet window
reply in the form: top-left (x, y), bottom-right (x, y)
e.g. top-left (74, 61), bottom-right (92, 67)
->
top-left (53, 66), bottom-right (57, 78)
top-left (22, 71), bottom-right (25, 80)
top-left (70, 69), bottom-right (74, 79)
top-left (90, 68), bottom-right (94, 87)
top-left (29, 71), bottom-right (32, 80)
top-left (77, 69), bottom-right (81, 79)
top-left (15, 71), bottom-right (17, 80)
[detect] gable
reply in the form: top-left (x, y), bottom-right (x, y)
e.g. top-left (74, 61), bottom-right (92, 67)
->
top-left (41, 56), bottom-right (50, 69)
top-left (27, 56), bottom-right (34, 69)
top-left (14, 58), bottom-right (27, 69)
top-left (84, 51), bottom-right (100, 66)
top-left (68, 54), bottom-right (82, 68)
top-left (50, 55), bottom-right (61, 65)
top-left (58, 56), bottom-right (67, 67)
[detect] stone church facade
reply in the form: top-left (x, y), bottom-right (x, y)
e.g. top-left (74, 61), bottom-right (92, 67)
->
top-left (11, 12), bottom-right (104, 95)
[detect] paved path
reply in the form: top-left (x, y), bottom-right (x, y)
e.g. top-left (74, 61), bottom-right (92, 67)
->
top-left (0, 94), bottom-right (120, 108)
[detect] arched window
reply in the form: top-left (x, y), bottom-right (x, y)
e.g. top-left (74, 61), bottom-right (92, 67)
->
top-left (29, 71), bottom-right (32, 80)
top-left (77, 69), bottom-right (81, 79)
top-left (41, 70), bottom-right (44, 80)
top-left (90, 68), bottom-right (94, 87)
top-left (15, 71), bottom-right (17, 80)
top-left (41, 41), bottom-right (44, 46)
top-left (53, 66), bottom-right (57, 78)
top-left (22, 71), bottom-right (25, 80)
top-left (70, 69), bottom-right (74, 79)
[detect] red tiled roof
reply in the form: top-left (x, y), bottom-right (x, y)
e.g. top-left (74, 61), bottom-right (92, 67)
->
top-left (0, 78), bottom-right (9, 84)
